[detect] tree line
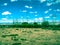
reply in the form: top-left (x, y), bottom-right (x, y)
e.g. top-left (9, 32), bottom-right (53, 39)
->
top-left (0, 21), bottom-right (60, 30)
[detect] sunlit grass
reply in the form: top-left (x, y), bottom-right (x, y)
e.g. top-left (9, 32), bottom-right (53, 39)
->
top-left (0, 28), bottom-right (60, 45)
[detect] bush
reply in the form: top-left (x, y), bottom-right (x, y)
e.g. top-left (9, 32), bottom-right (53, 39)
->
top-left (41, 21), bottom-right (49, 28)
top-left (12, 43), bottom-right (21, 45)
top-left (33, 22), bottom-right (39, 28)
top-left (21, 22), bottom-right (28, 27)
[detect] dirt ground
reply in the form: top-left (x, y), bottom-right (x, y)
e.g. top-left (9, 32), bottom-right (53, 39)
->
top-left (0, 28), bottom-right (60, 45)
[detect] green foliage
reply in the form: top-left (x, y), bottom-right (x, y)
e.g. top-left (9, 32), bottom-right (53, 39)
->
top-left (12, 43), bottom-right (21, 45)
top-left (33, 22), bottom-right (38, 25)
top-left (21, 38), bottom-right (27, 41)
top-left (21, 22), bottom-right (30, 28)
top-left (22, 22), bottom-right (28, 25)
top-left (0, 41), bottom-right (2, 45)
top-left (11, 36), bottom-right (18, 41)
top-left (16, 28), bottom-right (19, 30)
top-left (41, 21), bottom-right (49, 28)
top-left (0, 21), bottom-right (60, 30)
top-left (2, 34), bottom-right (18, 38)
top-left (33, 22), bottom-right (41, 28)
top-left (2, 35), bottom-right (6, 38)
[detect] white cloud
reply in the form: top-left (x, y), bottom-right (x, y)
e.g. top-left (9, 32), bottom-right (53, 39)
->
top-left (29, 12), bottom-right (34, 14)
top-left (55, 0), bottom-right (60, 3)
top-left (29, 20), bottom-right (34, 22)
top-left (45, 16), bottom-right (50, 18)
top-left (25, 5), bottom-right (29, 8)
top-left (2, 18), bottom-right (8, 21)
top-left (54, 9), bottom-right (60, 12)
top-left (49, 8), bottom-right (52, 11)
top-left (29, 6), bottom-right (32, 9)
top-left (56, 9), bottom-right (60, 11)
top-left (44, 10), bottom-right (49, 14)
top-left (20, 16), bottom-right (23, 18)
top-left (49, 14), bottom-right (53, 16)
top-left (0, 18), bottom-right (12, 23)
top-left (35, 15), bottom-right (38, 16)
top-left (46, 3), bottom-right (52, 6)
top-left (39, 17), bottom-right (43, 21)
top-left (35, 18), bottom-right (38, 20)
top-left (34, 18), bottom-right (39, 22)
top-left (40, 0), bottom-right (46, 3)
top-left (2, 11), bottom-right (11, 15)
top-left (47, 0), bottom-right (60, 4)
top-left (41, 0), bottom-right (60, 5)
top-left (34, 17), bottom-right (43, 22)
top-left (0, 18), bottom-right (13, 23)
top-left (29, 11), bottom-right (37, 14)
top-left (25, 5), bottom-right (32, 9)
top-left (10, 0), bottom-right (18, 2)
top-left (4, 3), bottom-right (8, 6)
top-left (22, 10), bottom-right (27, 12)
top-left (34, 11), bottom-right (37, 13)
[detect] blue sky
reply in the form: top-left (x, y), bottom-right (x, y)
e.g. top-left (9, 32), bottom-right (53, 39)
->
top-left (0, 0), bottom-right (60, 23)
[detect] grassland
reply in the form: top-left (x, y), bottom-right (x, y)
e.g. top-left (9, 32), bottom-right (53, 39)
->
top-left (0, 28), bottom-right (60, 45)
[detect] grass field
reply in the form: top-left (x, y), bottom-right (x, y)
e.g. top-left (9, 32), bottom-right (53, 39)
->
top-left (0, 28), bottom-right (60, 45)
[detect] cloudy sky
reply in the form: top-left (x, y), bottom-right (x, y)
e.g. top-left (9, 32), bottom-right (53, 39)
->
top-left (0, 0), bottom-right (60, 23)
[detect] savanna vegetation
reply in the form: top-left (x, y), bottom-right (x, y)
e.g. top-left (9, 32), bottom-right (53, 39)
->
top-left (0, 21), bottom-right (60, 30)
top-left (0, 21), bottom-right (60, 45)
top-left (0, 28), bottom-right (60, 45)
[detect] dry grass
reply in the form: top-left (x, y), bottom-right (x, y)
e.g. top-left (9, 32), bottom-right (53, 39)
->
top-left (0, 28), bottom-right (60, 45)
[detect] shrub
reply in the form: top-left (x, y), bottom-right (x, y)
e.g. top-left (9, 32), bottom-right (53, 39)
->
top-left (41, 21), bottom-right (49, 28)
top-left (12, 43), bottom-right (21, 45)
top-left (21, 38), bottom-right (27, 41)
top-left (33, 22), bottom-right (39, 28)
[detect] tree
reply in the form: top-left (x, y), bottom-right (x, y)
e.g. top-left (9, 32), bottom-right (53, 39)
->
top-left (41, 21), bottom-right (49, 28)
top-left (21, 22), bottom-right (28, 27)
top-left (33, 22), bottom-right (39, 28)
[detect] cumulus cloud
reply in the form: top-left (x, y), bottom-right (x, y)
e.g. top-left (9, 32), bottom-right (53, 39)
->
top-left (54, 9), bottom-right (60, 12)
top-left (2, 18), bottom-right (7, 21)
top-left (20, 16), bottom-right (23, 18)
top-left (29, 6), bottom-right (32, 9)
top-left (4, 3), bottom-right (8, 6)
top-left (34, 17), bottom-right (43, 22)
top-left (44, 10), bottom-right (49, 14)
top-left (45, 16), bottom-right (50, 18)
top-left (56, 9), bottom-right (60, 11)
top-left (29, 12), bottom-right (34, 14)
top-left (34, 11), bottom-right (37, 13)
top-left (29, 20), bottom-right (34, 22)
top-left (25, 5), bottom-right (32, 9)
top-left (0, 18), bottom-right (13, 23)
top-left (49, 14), bottom-right (53, 16)
top-left (35, 15), bottom-right (38, 16)
top-left (29, 11), bottom-right (37, 14)
top-left (25, 5), bottom-right (29, 8)
top-left (40, 0), bottom-right (46, 3)
top-left (39, 17), bottom-right (43, 21)
top-left (2, 11), bottom-right (11, 15)
top-left (46, 3), bottom-right (52, 6)
top-left (49, 8), bottom-right (52, 11)
top-left (10, 0), bottom-right (18, 2)
top-left (55, 0), bottom-right (60, 3)
top-left (47, 0), bottom-right (60, 4)
top-left (22, 10), bottom-right (27, 12)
